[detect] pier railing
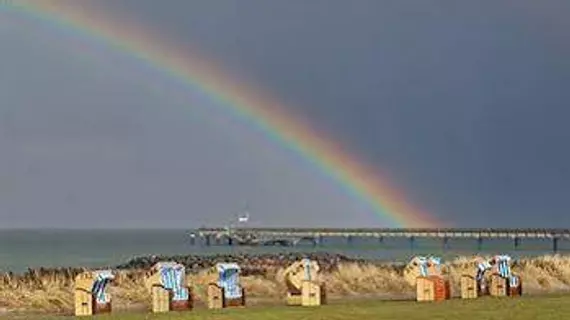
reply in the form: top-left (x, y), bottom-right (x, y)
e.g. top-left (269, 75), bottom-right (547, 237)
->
top-left (194, 227), bottom-right (570, 239)
top-left (188, 228), bottom-right (570, 252)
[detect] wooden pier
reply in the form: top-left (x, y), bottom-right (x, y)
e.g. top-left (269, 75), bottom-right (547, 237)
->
top-left (188, 228), bottom-right (570, 252)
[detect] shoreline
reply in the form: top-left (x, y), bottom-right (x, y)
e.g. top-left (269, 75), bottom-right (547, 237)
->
top-left (2, 250), bottom-right (563, 276)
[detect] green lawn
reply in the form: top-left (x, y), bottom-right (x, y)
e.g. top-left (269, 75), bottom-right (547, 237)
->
top-left (7, 294), bottom-right (570, 320)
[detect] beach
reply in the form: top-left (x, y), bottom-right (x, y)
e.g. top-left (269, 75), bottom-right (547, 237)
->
top-left (2, 252), bottom-right (570, 316)
top-left (0, 230), bottom-right (568, 316)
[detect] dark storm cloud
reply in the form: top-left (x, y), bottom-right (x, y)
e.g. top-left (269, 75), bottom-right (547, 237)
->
top-left (1, 0), bottom-right (569, 227)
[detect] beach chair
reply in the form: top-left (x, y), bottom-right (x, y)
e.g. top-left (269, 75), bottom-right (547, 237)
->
top-left (460, 256), bottom-right (491, 299)
top-left (489, 255), bottom-right (522, 297)
top-left (207, 262), bottom-right (246, 309)
top-left (74, 270), bottom-right (115, 316)
top-left (284, 258), bottom-right (326, 306)
top-left (146, 261), bottom-right (192, 313)
top-left (411, 256), bottom-right (450, 302)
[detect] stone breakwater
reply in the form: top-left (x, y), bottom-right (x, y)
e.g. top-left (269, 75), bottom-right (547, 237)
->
top-left (0, 252), bottom-right (373, 294)
top-left (0, 252), bottom-right (367, 281)
top-left (114, 252), bottom-right (373, 274)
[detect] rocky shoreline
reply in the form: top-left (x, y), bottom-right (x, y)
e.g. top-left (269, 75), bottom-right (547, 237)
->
top-left (114, 252), bottom-right (377, 273)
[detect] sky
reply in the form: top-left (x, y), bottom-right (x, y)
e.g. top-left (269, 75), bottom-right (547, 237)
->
top-left (1, 0), bottom-right (569, 228)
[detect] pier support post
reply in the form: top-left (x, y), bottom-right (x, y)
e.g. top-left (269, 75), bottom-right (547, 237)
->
top-left (553, 237), bottom-right (559, 253)
top-left (317, 235), bottom-right (323, 246)
top-left (477, 237), bottom-right (483, 251)
top-left (205, 235), bottom-right (211, 246)
top-left (409, 236), bottom-right (415, 252)
top-left (514, 237), bottom-right (520, 250)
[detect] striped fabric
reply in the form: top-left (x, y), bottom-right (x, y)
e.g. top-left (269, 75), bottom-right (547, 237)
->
top-left (495, 255), bottom-right (512, 278)
top-left (413, 256), bottom-right (441, 277)
top-left (510, 275), bottom-right (520, 288)
top-left (216, 263), bottom-right (242, 299)
top-left (156, 262), bottom-right (189, 301)
top-left (476, 260), bottom-right (492, 281)
top-left (91, 270), bottom-right (114, 304)
top-left (302, 258), bottom-right (312, 281)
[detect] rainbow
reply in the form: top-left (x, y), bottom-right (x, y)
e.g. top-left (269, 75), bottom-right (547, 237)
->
top-left (3, 1), bottom-right (445, 228)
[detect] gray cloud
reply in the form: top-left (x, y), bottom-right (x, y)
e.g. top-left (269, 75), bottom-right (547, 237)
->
top-left (1, 1), bottom-right (569, 228)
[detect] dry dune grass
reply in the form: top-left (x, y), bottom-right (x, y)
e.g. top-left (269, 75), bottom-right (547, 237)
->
top-left (1, 255), bottom-right (570, 314)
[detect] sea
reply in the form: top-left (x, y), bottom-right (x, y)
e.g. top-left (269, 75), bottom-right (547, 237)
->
top-left (0, 229), bottom-right (568, 273)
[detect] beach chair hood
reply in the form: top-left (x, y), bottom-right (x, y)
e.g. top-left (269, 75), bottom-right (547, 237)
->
top-left (302, 258), bottom-right (319, 281)
top-left (411, 256), bottom-right (442, 277)
top-left (476, 257), bottom-right (493, 281)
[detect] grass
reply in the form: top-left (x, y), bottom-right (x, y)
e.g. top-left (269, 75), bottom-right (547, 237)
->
top-left (6, 294), bottom-right (570, 320)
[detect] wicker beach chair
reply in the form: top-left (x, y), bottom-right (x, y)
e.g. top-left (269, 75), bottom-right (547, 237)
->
top-left (146, 261), bottom-right (192, 312)
top-left (409, 256), bottom-right (450, 302)
top-left (490, 255), bottom-right (522, 297)
top-left (284, 258), bottom-right (325, 306)
top-left (207, 262), bottom-right (245, 309)
top-left (74, 270), bottom-right (115, 316)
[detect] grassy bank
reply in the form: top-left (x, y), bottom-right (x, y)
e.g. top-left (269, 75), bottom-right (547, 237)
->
top-left (8, 294), bottom-right (570, 320)
top-left (1, 254), bottom-right (570, 314)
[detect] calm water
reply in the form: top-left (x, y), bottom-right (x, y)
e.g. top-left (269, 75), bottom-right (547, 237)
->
top-left (0, 229), bottom-right (568, 272)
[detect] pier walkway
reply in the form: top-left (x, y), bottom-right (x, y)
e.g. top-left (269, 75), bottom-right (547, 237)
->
top-left (188, 228), bottom-right (570, 252)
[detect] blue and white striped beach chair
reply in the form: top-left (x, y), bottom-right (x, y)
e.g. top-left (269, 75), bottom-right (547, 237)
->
top-left (74, 269), bottom-right (115, 316)
top-left (215, 263), bottom-right (243, 300)
top-left (155, 262), bottom-right (189, 301)
top-left (493, 255), bottom-right (519, 288)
